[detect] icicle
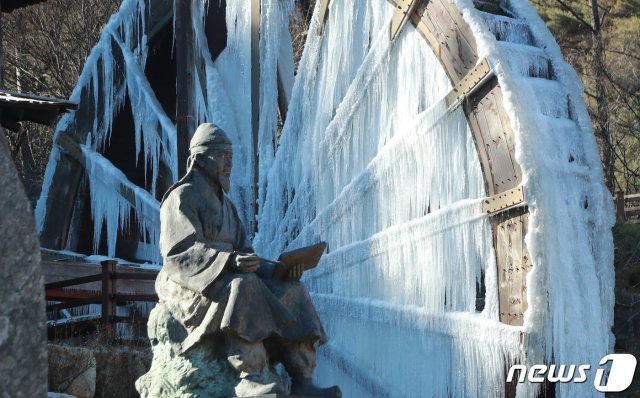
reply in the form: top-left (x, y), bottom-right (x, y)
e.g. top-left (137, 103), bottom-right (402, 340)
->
top-left (202, 0), bottom-right (255, 229)
top-left (255, 0), bottom-right (294, 219)
top-left (80, 145), bottom-right (161, 263)
top-left (105, 28), bottom-right (178, 189)
top-left (479, 12), bottom-right (531, 45)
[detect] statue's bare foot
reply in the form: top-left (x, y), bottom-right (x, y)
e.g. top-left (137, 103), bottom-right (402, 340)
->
top-left (291, 378), bottom-right (342, 398)
top-left (234, 375), bottom-right (284, 397)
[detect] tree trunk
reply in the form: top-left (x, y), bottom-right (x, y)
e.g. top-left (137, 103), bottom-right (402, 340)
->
top-left (589, 0), bottom-right (613, 192)
top-left (19, 127), bottom-right (36, 184)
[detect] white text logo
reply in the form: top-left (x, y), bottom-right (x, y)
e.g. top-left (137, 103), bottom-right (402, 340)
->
top-left (506, 354), bottom-right (637, 392)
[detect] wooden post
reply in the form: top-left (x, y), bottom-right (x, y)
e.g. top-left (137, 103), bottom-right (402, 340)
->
top-left (176, 0), bottom-right (196, 178)
top-left (616, 191), bottom-right (626, 221)
top-left (251, 0), bottom-right (261, 232)
top-left (101, 260), bottom-right (117, 339)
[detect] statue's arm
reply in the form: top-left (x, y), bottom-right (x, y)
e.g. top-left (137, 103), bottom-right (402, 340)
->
top-left (159, 192), bottom-right (232, 294)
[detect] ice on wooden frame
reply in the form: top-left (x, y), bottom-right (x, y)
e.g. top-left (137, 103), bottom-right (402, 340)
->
top-left (253, 0), bottom-right (528, 396)
top-left (80, 143), bottom-right (161, 264)
top-left (38, 0), bottom-right (294, 259)
top-left (36, 0), bottom-right (176, 261)
top-left (70, 0), bottom-right (176, 185)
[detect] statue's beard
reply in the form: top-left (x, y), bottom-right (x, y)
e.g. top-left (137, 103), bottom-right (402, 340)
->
top-left (197, 166), bottom-right (230, 193)
top-left (219, 175), bottom-right (231, 193)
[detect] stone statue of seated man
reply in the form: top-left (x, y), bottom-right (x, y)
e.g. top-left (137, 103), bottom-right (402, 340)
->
top-left (136, 123), bottom-right (341, 398)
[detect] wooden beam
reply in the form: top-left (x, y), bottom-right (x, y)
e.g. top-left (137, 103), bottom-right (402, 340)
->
top-left (317, 0), bottom-right (331, 35)
top-left (409, 0), bottom-right (478, 81)
top-left (445, 58), bottom-right (492, 108)
top-left (42, 260), bottom-right (158, 296)
top-left (625, 206), bottom-right (640, 217)
top-left (39, 147), bottom-right (85, 250)
top-left (624, 193), bottom-right (640, 201)
top-left (39, 48), bottom-right (105, 250)
top-left (175, 0), bottom-right (196, 178)
top-left (493, 209), bottom-right (529, 326)
top-left (482, 186), bottom-right (525, 214)
top-left (101, 260), bottom-right (117, 338)
top-left (616, 191), bottom-right (626, 220)
top-left (145, 0), bottom-right (174, 40)
top-left (390, 0), bottom-right (420, 41)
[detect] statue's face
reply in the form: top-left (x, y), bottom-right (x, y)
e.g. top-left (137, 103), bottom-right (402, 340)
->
top-left (201, 147), bottom-right (233, 192)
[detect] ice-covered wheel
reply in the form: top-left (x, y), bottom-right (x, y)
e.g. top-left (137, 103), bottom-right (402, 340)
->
top-left (255, 1), bottom-right (613, 397)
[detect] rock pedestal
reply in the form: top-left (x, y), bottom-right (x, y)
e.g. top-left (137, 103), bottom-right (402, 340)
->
top-left (136, 306), bottom-right (283, 398)
top-left (0, 134), bottom-right (47, 396)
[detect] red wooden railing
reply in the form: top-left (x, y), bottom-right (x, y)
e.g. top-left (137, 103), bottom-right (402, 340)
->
top-left (44, 260), bottom-right (158, 339)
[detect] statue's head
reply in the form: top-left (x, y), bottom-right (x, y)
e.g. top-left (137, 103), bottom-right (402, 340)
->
top-left (189, 123), bottom-right (233, 193)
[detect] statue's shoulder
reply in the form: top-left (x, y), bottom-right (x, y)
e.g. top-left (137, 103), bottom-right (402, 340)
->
top-left (172, 181), bottom-right (196, 197)
top-left (161, 181), bottom-right (198, 209)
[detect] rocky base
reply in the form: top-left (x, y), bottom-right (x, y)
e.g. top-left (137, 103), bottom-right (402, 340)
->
top-left (136, 339), bottom-right (282, 398)
top-left (48, 343), bottom-right (151, 398)
top-left (136, 307), bottom-right (283, 398)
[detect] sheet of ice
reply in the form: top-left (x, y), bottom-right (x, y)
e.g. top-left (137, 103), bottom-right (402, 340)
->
top-left (255, 0), bottom-right (292, 217)
top-left (313, 294), bottom-right (524, 397)
top-left (200, 0), bottom-right (294, 232)
top-left (204, 0), bottom-right (255, 229)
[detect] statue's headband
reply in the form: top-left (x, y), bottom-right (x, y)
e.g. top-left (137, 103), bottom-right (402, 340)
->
top-left (189, 123), bottom-right (232, 154)
top-left (161, 124), bottom-right (232, 206)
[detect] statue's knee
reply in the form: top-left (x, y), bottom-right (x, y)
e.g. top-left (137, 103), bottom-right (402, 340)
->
top-left (225, 332), bottom-right (268, 375)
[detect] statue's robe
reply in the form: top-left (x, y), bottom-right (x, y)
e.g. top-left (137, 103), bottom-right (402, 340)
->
top-left (153, 171), bottom-right (326, 356)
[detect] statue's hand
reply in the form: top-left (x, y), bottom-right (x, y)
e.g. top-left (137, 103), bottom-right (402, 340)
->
top-left (232, 253), bottom-right (261, 273)
top-left (285, 264), bottom-right (304, 281)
